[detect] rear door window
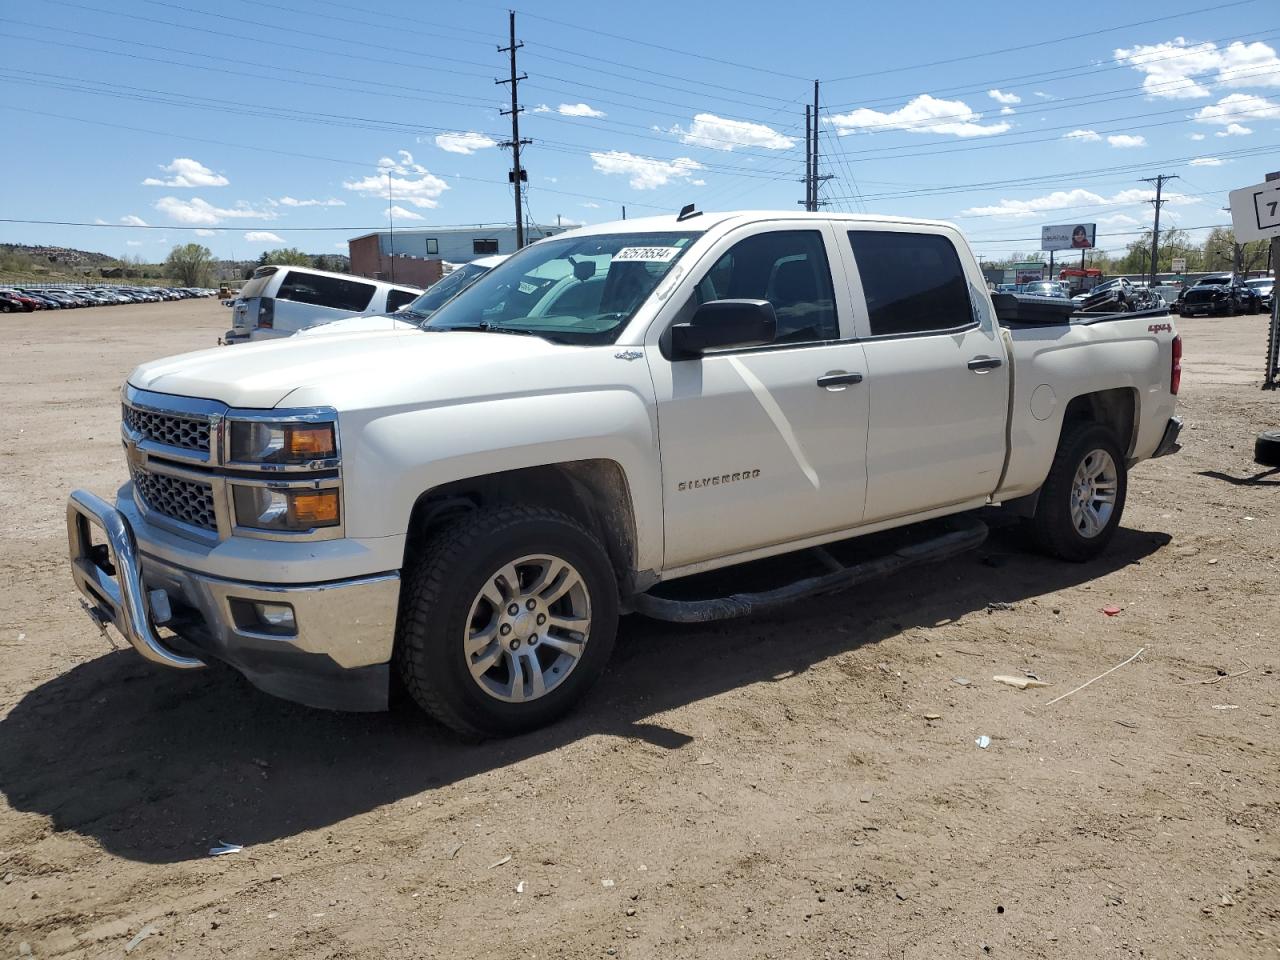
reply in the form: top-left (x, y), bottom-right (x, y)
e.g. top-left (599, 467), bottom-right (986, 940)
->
top-left (846, 231), bottom-right (972, 337)
top-left (277, 271), bottom-right (376, 312)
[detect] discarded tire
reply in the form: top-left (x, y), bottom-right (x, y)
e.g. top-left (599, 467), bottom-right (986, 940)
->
top-left (1256, 430), bottom-right (1280, 468)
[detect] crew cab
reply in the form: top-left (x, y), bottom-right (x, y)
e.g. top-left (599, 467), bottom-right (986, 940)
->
top-left (67, 211), bottom-right (1183, 737)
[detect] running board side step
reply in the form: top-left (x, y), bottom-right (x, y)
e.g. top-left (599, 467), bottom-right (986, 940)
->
top-left (632, 517), bottom-right (988, 624)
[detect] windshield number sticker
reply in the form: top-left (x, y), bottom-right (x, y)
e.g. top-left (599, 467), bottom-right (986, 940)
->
top-left (615, 246), bottom-right (681, 263)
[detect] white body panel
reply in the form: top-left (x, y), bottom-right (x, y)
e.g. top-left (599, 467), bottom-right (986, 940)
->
top-left (229, 266), bottom-right (422, 341)
top-left (122, 211), bottom-right (1179, 592)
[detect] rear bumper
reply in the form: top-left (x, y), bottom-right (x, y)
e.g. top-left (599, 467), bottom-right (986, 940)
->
top-left (1152, 416), bottom-right (1183, 459)
top-left (67, 489), bottom-right (400, 711)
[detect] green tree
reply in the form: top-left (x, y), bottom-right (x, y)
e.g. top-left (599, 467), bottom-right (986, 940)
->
top-left (1202, 226), bottom-right (1270, 274)
top-left (165, 243), bottom-right (214, 286)
top-left (258, 247), bottom-right (313, 267)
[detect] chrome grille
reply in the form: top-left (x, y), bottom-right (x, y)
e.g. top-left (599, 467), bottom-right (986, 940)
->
top-left (130, 465), bottom-right (217, 531)
top-left (123, 404), bottom-right (211, 454)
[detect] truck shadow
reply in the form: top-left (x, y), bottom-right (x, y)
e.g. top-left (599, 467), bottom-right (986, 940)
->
top-left (0, 525), bottom-right (1169, 864)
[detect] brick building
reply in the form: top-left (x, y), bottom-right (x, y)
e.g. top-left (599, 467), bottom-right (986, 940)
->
top-left (348, 223), bottom-right (563, 284)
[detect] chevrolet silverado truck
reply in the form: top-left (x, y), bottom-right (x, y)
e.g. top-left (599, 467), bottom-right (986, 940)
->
top-left (67, 211), bottom-right (1183, 737)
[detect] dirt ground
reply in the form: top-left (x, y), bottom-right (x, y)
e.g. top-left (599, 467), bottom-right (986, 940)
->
top-left (1, 300), bottom-right (1278, 960)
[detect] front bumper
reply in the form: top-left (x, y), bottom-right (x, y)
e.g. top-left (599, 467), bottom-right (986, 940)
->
top-left (1152, 416), bottom-right (1183, 459)
top-left (67, 489), bottom-right (400, 711)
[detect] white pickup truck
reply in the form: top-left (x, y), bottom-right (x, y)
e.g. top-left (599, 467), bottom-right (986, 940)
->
top-left (67, 211), bottom-right (1183, 737)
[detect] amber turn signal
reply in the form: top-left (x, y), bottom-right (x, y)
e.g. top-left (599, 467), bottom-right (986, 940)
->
top-left (286, 424), bottom-right (337, 460)
top-left (288, 489), bottom-right (340, 526)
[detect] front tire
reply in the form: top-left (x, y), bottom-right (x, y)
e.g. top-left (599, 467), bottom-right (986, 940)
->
top-left (396, 505), bottom-right (618, 738)
top-left (1029, 422), bottom-right (1128, 562)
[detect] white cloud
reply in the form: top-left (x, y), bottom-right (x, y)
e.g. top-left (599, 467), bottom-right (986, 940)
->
top-left (827, 94), bottom-right (1011, 138)
top-left (999, 106), bottom-right (1015, 116)
top-left (988, 89), bottom-right (1021, 105)
top-left (669, 112), bottom-right (795, 151)
top-left (194, 229), bottom-right (216, 236)
top-left (125, 240), bottom-right (144, 247)
top-left (1189, 157), bottom-right (1226, 166)
top-left (557, 103), bottom-right (606, 118)
top-left (1194, 93), bottom-right (1278, 129)
top-left (1116, 38), bottom-right (1280, 100)
top-left (581, 201), bottom-right (600, 209)
top-left (690, 179), bottom-right (706, 186)
top-left (142, 157), bottom-right (229, 188)
top-left (94, 218), bottom-right (108, 225)
top-left (154, 196), bottom-right (275, 225)
top-left (533, 104), bottom-right (551, 113)
top-left (1189, 132), bottom-right (1206, 140)
top-left (1097, 213), bottom-right (1141, 227)
top-left (244, 231), bottom-right (285, 244)
top-left (1216, 122), bottom-right (1254, 137)
top-left (388, 205), bottom-right (424, 220)
top-left (344, 150), bottom-right (449, 208)
top-left (1062, 129), bottom-right (1102, 142)
top-left (1033, 91), bottom-right (1054, 99)
top-left (961, 186), bottom-right (1197, 220)
top-left (1107, 134), bottom-right (1147, 148)
top-left (120, 214), bottom-right (149, 226)
top-left (434, 131), bottom-right (498, 155)
top-left (277, 196), bottom-right (345, 207)
top-left (589, 150), bottom-right (703, 190)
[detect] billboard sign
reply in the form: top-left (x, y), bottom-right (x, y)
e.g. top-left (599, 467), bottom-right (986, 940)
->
top-left (1014, 261), bottom-right (1045, 283)
top-left (1041, 223), bottom-right (1097, 251)
top-left (1171, 257), bottom-right (1187, 273)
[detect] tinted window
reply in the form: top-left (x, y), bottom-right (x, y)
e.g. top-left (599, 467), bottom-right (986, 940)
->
top-left (239, 267), bottom-right (278, 300)
top-left (277, 271), bottom-right (375, 312)
top-left (386, 289), bottom-right (418, 312)
top-left (847, 231), bottom-right (971, 337)
top-left (697, 230), bottom-right (837, 344)
top-left (473, 238), bottom-right (499, 255)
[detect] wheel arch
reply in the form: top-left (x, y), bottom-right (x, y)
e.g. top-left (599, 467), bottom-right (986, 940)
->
top-left (1060, 386), bottom-right (1139, 460)
top-left (402, 460), bottom-right (641, 592)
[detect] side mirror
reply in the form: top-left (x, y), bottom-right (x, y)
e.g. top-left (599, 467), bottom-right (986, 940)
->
top-left (669, 299), bottom-right (777, 359)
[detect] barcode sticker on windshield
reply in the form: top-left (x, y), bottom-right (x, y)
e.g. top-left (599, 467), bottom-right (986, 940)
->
top-left (614, 246), bottom-right (681, 263)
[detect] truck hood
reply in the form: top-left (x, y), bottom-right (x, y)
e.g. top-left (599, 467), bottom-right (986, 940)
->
top-left (129, 328), bottom-right (575, 409)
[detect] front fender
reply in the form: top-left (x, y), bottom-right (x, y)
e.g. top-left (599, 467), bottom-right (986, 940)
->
top-left (339, 388), bottom-right (663, 572)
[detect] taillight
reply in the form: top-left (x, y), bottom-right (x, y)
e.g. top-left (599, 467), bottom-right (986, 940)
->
top-left (1171, 334), bottom-right (1182, 395)
top-left (257, 298), bottom-right (274, 329)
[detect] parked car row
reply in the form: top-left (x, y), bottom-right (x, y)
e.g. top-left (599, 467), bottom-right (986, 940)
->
top-left (0, 284), bottom-right (216, 312)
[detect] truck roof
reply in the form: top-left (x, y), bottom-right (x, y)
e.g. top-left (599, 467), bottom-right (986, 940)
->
top-left (552, 210), bottom-right (961, 238)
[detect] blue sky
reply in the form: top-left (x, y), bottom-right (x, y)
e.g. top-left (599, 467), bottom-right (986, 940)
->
top-left (3, 0), bottom-right (1279, 263)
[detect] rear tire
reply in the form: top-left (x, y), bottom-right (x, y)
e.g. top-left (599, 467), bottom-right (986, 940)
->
top-left (395, 505), bottom-right (618, 738)
top-left (1029, 422), bottom-right (1128, 562)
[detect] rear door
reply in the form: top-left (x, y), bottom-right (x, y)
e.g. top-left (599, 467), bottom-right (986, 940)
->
top-left (841, 228), bottom-right (1009, 523)
top-left (649, 222), bottom-right (871, 569)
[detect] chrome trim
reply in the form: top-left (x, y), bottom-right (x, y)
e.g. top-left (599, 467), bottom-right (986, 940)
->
top-left (66, 489), bottom-right (205, 670)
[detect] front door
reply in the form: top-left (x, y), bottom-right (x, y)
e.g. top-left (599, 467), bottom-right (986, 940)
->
top-left (649, 224), bottom-right (870, 570)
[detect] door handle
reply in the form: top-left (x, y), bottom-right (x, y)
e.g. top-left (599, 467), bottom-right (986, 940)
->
top-left (967, 356), bottom-right (1003, 373)
top-left (816, 371), bottom-right (864, 389)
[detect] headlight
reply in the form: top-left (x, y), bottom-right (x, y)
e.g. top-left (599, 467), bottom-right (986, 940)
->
top-left (232, 485), bottom-right (340, 531)
top-left (229, 420), bottom-right (336, 465)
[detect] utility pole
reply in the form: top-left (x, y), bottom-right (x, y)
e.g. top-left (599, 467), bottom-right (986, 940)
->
top-left (1140, 173), bottom-right (1178, 286)
top-left (497, 10), bottom-right (531, 249)
top-left (811, 79), bottom-right (820, 212)
top-left (1265, 171), bottom-right (1280, 390)
top-left (800, 105), bottom-right (813, 210)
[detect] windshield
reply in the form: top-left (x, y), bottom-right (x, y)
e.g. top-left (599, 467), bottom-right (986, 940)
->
top-left (424, 231), bottom-right (699, 344)
top-left (403, 262), bottom-right (491, 317)
top-left (1195, 276), bottom-right (1229, 286)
